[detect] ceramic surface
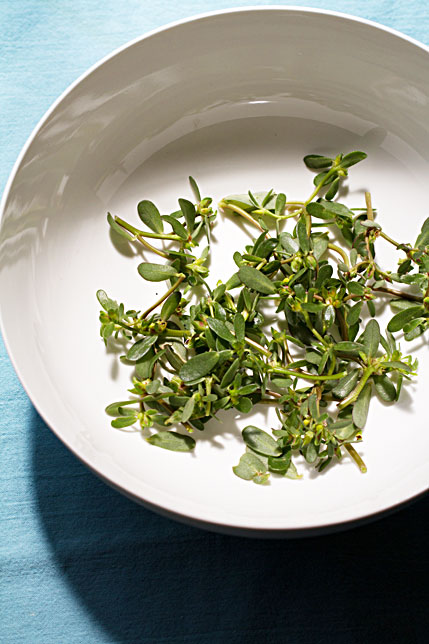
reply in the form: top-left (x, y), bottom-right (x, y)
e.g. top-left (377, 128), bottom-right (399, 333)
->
top-left (1, 7), bottom-right (428, 534)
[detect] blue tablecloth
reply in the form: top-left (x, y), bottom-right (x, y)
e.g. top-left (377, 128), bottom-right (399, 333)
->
top-left (1, 2), bottom-right (428, 642)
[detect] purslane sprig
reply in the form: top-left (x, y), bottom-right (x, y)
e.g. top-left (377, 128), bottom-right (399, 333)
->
top-left (98, 152), bottom-right (427, 483)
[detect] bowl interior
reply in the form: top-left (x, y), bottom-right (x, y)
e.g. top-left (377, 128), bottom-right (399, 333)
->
top-left (1, 8), bottom-right (428, 533)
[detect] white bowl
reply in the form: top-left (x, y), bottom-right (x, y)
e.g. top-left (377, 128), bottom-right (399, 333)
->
top-left (1, 7), bottom-right (428, 536)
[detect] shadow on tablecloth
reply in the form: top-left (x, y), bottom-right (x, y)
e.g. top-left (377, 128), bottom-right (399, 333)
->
top-left (32, 407), bottom-right (428, 644)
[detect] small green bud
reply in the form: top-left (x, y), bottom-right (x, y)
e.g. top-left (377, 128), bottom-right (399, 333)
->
top-left (306, 255), bottom-right (317, 270)
top-left (291, 257), bottom-right (302, 272)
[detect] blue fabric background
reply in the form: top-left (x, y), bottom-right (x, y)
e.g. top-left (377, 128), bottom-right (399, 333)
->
top-left (1, 2), bottom-right (428, 642)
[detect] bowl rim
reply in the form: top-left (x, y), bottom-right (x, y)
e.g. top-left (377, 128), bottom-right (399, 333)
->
top-left (1, 5), bottom-right (428, 536)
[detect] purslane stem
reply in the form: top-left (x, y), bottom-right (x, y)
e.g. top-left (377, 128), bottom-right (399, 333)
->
top-left (371, 286), bottom-right (423, 302)
top-left (338, 367), bottom-right (374, 410)
top-left (218, 201), bottom-right (264, 232)
top-left (272, 366), bottom-right (347, 382)
top-left (115, 216), bottom-right (181, 241)
top-left (345, 444), bottom-right (367, 473)
top-left (244, 336), bottom-right (272, 357)
top-left (141, 275), bottom-right (186, 319)
top-left (328, 243), bottom-right (350, 267)
top-left (365, 191), bottom-right (374, 221)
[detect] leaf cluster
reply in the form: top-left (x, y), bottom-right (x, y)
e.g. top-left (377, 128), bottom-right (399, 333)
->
top-left (98, 155), bottom-right (424, 482)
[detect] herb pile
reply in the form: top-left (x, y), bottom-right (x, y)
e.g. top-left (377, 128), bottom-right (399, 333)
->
top-left (97, 151), bottom-right (429, 484)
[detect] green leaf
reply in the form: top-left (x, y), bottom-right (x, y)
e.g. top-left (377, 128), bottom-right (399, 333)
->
top-left (333, 342), bottom-right (365, 355)
top-left (237, 384), bottom-right (259, 396)
top-left (223, 194), bottom-right (255, 212)
top-left (367, 300), bottom-right (376, 318)
top-left (297, 218), bottom-right (310, 253)
top-left (126, 335), bottom-right (158, 361)
top-left (225, 272), bottom-right (241, 290)
top-left (402, 317), bottom-right (427, 334)
top-left (102, 321), bottom-right (115, 339)
top-left (233, 452), bottom-right (268, 482)
top-left (97, 289), bottom-right (119, 313)
top-left (382, 361), bottom-right (414, 373)
top-left (347, 301), bottom-right (363, 326)
top-left (284, 461), bottom-right (302, 480)
top-left (137, 200), bottom-right (164, 233)
top-left (206, 318), bottom-right (236, 344)
top-left (347, 282), bottom-right (365, 296)
top-left (332, 369), bottom-right (360, 398)
top-left (242, 426), bottom-right (282, 457)
top-left (220, 358), bottom-right (241, 388)
top-left (105, 400), bottom-right (138, 417)
top-left (363, 319), bottom-right (380, 358)
top-left (138, 262), bottom-right (178, 282)
top-left (415, 217), bottom-right (429, 249)
top-left (179, 198), bottom-right (196, 232)
top-left (233, 313), bottom-right (245, 343)
top-left (136, 348), bottom-right (165, 380)
top-left (111, 416), bottom-right (137, 428)
top-left (306, 202), bottom-right (333, 220)
top-left (325, 177), bottom-right (340, 201)
top-left (373, 375), bottom-right (396, 402)
top-left (162, 215), bottom-right (188, 240)
top-left (275, 193), bottom-right (286, 215)
top-left (270, 378), bottom-right (292, 389)
top-left (405, 325), bottom-right (425, 341)
top-left (181, 397), bottom-right (195, 422)
top-left (312, 235), bottom-right (328, 260)
top-left (324, 304), bottom-right (335, 328)
top-left (179, 351), bottom-right (219, 382)
top-left (303, 154), bottom-right (333, 169)
top-left (301, 302), bottom-right (324, 313)
top-left (340, 151), bottom-right (367, 168)
top-left (387, 306), bottom-right (425, 332)
top-left (160, 291), bottom-right (181, 321)
top-left (189, 176), bottom-right (201, 201)
top-left (317, 200), bottom-right (354, 219)
top-left (304, 442), bottom-right (318, 464)
top-left (268, 452), bottom-right (292, 473)
top-left (262, 189), bottom-right (275, 209)
top-left (147, 431), bottom-right (195, 452)
top-left (313, 171), bottom-right (336, 187)
top-left (279, 232), bottom-right (299, 254)
top-left (329, 419), bottom-right (356, 440)
top-left (253, 238), bottom-right (278, 259)
top-left (352, 382), bottom-right (372, 429)
top-left (234, 397), bottom-right (253, 413)
top-left (107, 213), bottom-right (135, 241)
top-left (361, 220), bottom-right (381, 230)
top-left (315, 264), bottom-right (333, 288)
top-left (238, 265), bottom-right (277, 295)
top-left (252, 473), bottom-right (270, 485)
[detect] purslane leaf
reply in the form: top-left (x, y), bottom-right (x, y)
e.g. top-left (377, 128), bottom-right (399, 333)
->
top-left (207, 317), bottom-right (236, 344)
top-left (179, 351), bottom-right (220, 382)
top-left (147, 431), bottom-right (195, 452)
top-left (137, 200), bottom-right (164, 233)
top-left (126, 335), bottom-right (158, 361)
top-left (387, 306), bottom-right (425, 332)
top-left (238, 265), bottom-right (277, 295)
top-left (363, 319), bottom-right (380, 358)
top-left (138, 262), bottom-right (179, 282)
top-left (352, 382), bottom-right (372, 429)
top-left (242, 426), bottom-right (282, 457)
top-left (160, 291), bottom-right (181, 321)
top-left (233, 452), bottom-right (269, 483)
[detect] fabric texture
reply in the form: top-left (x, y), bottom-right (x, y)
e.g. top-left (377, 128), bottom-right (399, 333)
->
top-left (1, 2), bottom-right (428, 642)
